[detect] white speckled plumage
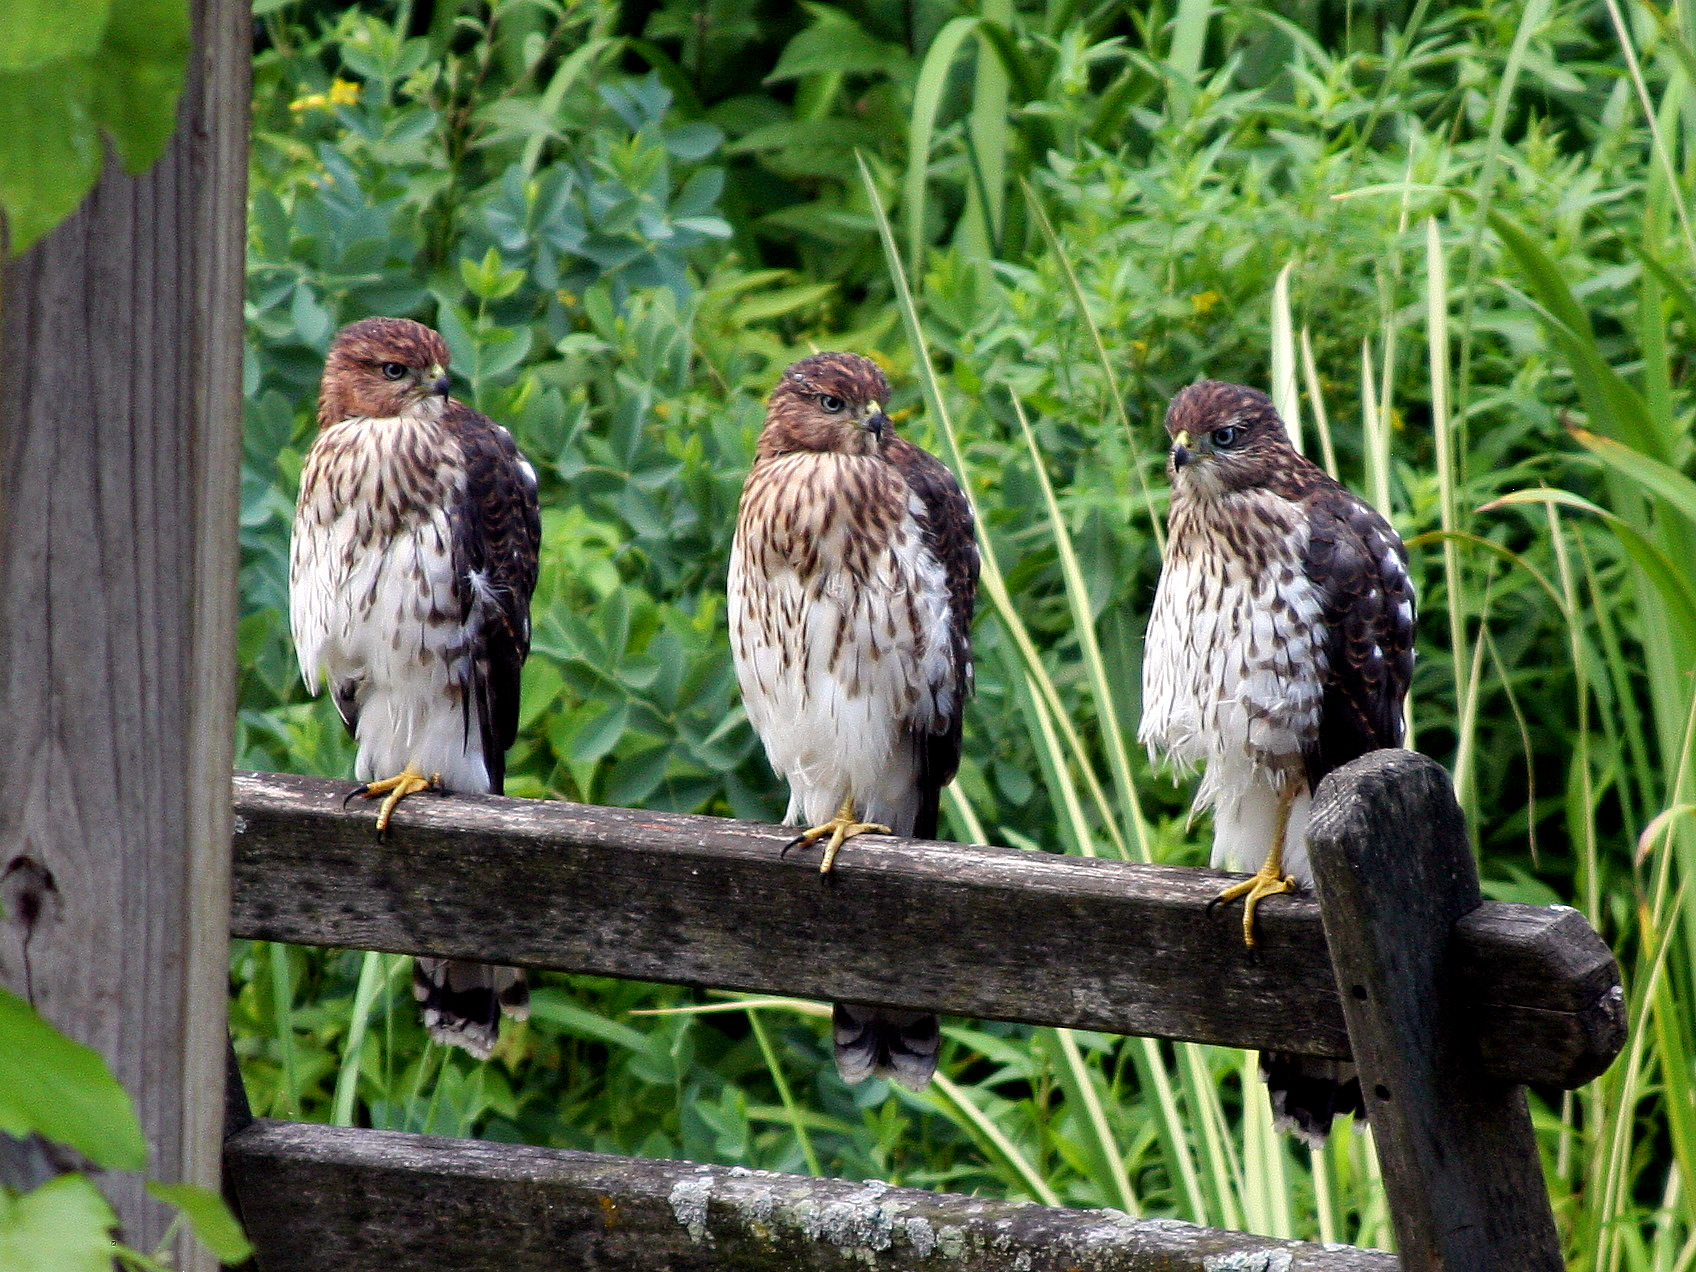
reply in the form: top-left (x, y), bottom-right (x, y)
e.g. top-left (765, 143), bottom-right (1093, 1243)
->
top-left (729, 452), bottom-right (957, 838)
top-left (1140, 492), bottom-right (1328, 882)
top-left (289, 316), bottom-right (541, 1060)
top-left (291, 409), bottom-right (496, 794)
top-left (729, 352), bottom-right (978, 1093)
top-left (1138, 380), bottom-right (1416, 1146)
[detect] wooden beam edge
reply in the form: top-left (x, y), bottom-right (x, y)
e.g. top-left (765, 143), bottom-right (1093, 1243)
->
top-left (224, 1119), bottom-right (1397, 1272)
top-left (230, 770), bottom-right (1626, 1087)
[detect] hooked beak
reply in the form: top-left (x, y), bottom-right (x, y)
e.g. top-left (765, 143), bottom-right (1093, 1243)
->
top-left (865, 410), bottom-right (888, 439)
top-left (1171, 428), bottom-right (1193, 470)
top-left (429, 364), bottom-right (450, 397)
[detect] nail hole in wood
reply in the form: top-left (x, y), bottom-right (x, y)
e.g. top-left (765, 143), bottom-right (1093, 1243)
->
top-left (1351, 984), bottom-right (1367, 1000)
top-left (1375, 1083), bottom-right (1391, 1101)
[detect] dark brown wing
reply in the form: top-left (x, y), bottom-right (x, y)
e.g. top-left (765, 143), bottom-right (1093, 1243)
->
top-left (885, 434), bottom-right (979, 839)
top-left (445, 401), bottom-right (542, 795)
top-left (1300, 482), bottom-right (1415, 787)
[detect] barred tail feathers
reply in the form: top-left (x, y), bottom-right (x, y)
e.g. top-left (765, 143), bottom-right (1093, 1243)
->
top-left (413, 958), bottom-right (530, 1060)
top-left (833, 1003), bottom-right (940, 1092)
top-left (1261, 1052), bottom-right (1365, 1147)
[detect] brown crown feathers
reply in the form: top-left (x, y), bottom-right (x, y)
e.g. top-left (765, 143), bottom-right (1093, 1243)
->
top-left (757, 352), bottom-right (894, 459)
top-left (318, 317), bottom-right (453, 427)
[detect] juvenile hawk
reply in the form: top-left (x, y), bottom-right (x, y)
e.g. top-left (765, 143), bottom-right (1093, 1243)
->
top-left (1139, 381), bottom-right (1415, 1141)
top-left (290, 317), bottom-right (542, 1059)
top-left (728, 353), bottom-right (979, 1091)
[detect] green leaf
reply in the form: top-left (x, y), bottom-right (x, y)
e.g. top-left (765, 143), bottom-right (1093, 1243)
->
top-left (460, 247), bottom-right (525, 302)
top-left (525, 990), bottom-right (649, 1051)
top-left (0, 1), bottom-right (109, 73)
top-left (90, 0), bottom-right (190, 173)
top-left (145, 1182), bottom-right (254, 1264)
top-left (764, 4), bottom-right (907, 83)
top-left (0, 1175), bottom-right (119, 1272)
top-left (0, 61), bottom-right (101, 255)
top-left (0, 986), bottom-right (148, 1171)
top-left (0, 0), bottom-right (187, 255)
top-left (1569, 428), bottom-right (1696, 529)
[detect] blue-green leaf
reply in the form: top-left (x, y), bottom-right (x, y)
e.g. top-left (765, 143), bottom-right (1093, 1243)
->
top-left (0, 987), bottom-right (147, 1172)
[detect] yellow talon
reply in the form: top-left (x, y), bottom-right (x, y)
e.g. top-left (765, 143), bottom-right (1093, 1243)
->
top-left (1211, 776), bottom-right (1300, 948)
top-left (1214, 864), bottom-right (1297, 948)
top-left (783, 796), bottom-right (891, 874)
top-left (347, 766), bottom-right (441, 839)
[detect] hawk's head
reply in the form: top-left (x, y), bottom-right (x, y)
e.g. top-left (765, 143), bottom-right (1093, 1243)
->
top-left (759, 353), bottom-right (893, 458)
top-left (319, 317), bottom-right (453, 427)
top-left (1162, 381), bottom-right (1294, 498)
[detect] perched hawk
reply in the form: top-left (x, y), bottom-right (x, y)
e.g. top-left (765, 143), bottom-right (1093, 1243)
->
top-left (728, 353), bottom-right (979, 1091)
top-left (290, 317), bottom-right (542, 1059)
top-left (1139, 381), bottom-right (1415, 1141)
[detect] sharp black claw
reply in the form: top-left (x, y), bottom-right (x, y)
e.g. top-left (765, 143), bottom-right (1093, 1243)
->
top-left (780, 833), bottom-right (811, 860)
top-left (343, 784), bottom-right (371, 810)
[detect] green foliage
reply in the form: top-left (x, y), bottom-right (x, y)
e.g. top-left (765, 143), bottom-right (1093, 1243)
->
top-left (0, 0), bottom-right (190, 254)
top-left (237, 0), bottom-right (1696, 1262)
top-left (0, 988), bottom-right (252, 1268)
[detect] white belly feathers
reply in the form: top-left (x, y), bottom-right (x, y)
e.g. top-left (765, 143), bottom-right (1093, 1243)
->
top-left (1139, 503), bottom-right (1327, 877)
top-left (729, 453), bottom-right (953, 837)
top-left (289, 413), bottom-right (491, 793)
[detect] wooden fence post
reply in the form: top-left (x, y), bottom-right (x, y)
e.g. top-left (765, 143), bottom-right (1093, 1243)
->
top-left (0, 0), bottom-right (248, 1264)
top-left (1307, 749), bottom-right (1565, 1271)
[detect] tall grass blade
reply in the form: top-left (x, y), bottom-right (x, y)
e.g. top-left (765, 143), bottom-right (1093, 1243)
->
top-left (1300, 327), bottom-right (1339, 480)
top-left (957, 0), bottom-right (1011, 257)
top-left (1022, 179), bottom-right (1165, 554)
top-left (1270, 262), bottom-right (1303, 455)
top-left (332, 949), bottom-right (387, 1127)
top-left (1167, 0), bottom-right (1212, 81)
top-left (1425, 216), bottom-right (1473, 819)
top-left (1045, 1027), bottom-right (1138, 1215)
top-left (927, 1072), bottom-right (1063, 1206)
top-left (746, 1007), bottom-right (821, 1176)
top-left (1604, 0), bottom-right (1696, 271)
top-left (1011, 394), bottom-right (1153, 861)
top-left (268, 942), bottom-right (300, 1118)
top-left (904, 17), bottom-right (981, 278)
top-left (858, 150), bottom-right (1131, 860)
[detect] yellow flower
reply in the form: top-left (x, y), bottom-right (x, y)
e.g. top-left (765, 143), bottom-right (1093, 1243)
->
top-left (289, 78), bottom-right (360, 114)
top-left (1190, 289), bottom-right (1222, 316)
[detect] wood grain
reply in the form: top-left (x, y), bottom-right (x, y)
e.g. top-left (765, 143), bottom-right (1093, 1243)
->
top-left (230, 768), bottom-right (1624, 1086)
top-left (225, 1118), bottom-right (1398, 1271)
top-left (1308, 749), bottom-right (1564, 1271)
top-left (0, 1), bottom-right (247, 1263)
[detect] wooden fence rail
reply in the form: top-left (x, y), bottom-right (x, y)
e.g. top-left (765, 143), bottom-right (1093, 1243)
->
top-left (226, 751), bottom-right (1627, 1270)
top-left (229, 765), bottom-right (1621, 1086)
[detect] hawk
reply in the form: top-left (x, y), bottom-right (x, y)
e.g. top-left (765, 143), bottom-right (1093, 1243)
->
top-left (1139, 381), bottom-right (1415, 1141)
top-left (728, 353), bottom-right (979, 1091)
top-left (289, 317), bottom-right (542, 1059)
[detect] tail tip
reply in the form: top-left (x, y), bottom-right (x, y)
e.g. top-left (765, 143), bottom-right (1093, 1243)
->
top-left (833, 1003), bottom-right (940, 1092)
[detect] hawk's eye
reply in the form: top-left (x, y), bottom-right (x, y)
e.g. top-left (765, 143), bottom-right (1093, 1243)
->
top-left (1211, 425), bottom-right (1242, 449)
top-left (380, 362), bottom-right (408, 381)
top-left (818, 394), bottom-right (846, 413)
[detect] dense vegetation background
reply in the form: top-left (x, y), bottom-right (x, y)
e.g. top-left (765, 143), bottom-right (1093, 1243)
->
top-left (235, 0), bottom-right (1696, 1263)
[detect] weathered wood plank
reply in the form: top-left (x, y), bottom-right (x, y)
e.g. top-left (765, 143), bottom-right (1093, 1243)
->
top-left (225, 1118), bottom-right (1397, 1271)
top-left (1308, 750), bottom-right (1564, 1271)
top-left (230, 770), bottom-right (1624, 1086)
top-left (0, 1), bottom-right (247, 1264)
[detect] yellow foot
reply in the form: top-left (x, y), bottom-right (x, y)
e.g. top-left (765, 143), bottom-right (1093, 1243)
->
top-left (344, 767), bottom-right (442, 840)
top-left (781, 798), bottom-right (891, 874)
top-left (1212, 865), bottom-right (1296, 948)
